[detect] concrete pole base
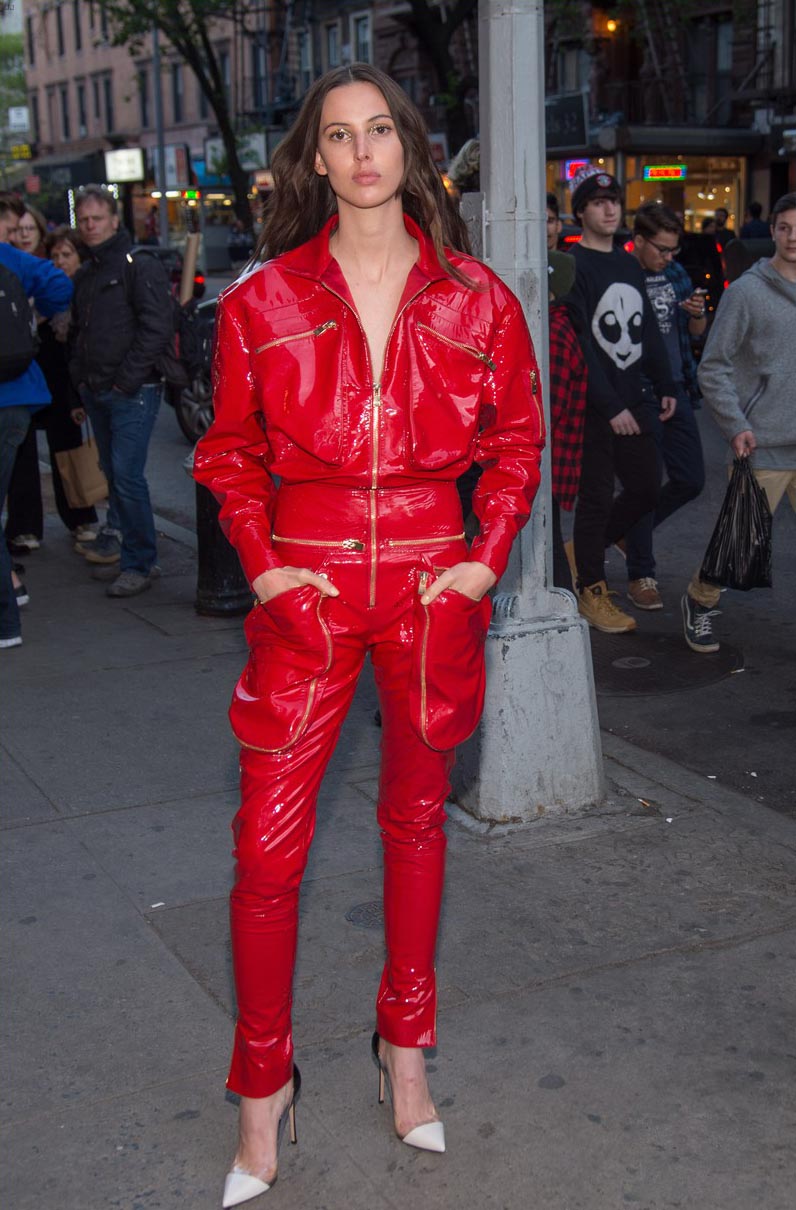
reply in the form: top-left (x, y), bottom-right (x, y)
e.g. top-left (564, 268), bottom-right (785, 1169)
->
top-left (451, 610), bottom-right (605, 823)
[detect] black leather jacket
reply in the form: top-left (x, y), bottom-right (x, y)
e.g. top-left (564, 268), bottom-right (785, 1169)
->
top-left (69, 230), bottom-right (173, 396)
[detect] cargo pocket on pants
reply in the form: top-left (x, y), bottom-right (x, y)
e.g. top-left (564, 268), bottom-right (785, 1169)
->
top-left (230, 584), bottom-right (333, 753)
top-left (409, 568), bottom-right (492, 752)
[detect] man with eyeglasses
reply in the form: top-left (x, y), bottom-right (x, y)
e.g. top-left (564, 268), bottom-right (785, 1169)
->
top-left (565, 165), bottom-right (676, 634)
top-left (620, 202), bottom-right (708, 610)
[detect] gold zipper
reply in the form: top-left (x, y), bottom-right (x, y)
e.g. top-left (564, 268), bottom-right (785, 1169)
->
top-left (416, 322), bottom-right (497, 372)
top-left (369, 382), bottom-right (381, 607)
top-left (418, 571), bottom-right (432, 747)
top-left (272, 534), bottom-right (365, 551)
top-left (529, 366), bottom-right (545, 438)
top-left (255, 319), bottom-right (338, 355)
top-left (385, 533), bottom-right (465, 548)
top-left (237, 593), bottom-right (333, 754)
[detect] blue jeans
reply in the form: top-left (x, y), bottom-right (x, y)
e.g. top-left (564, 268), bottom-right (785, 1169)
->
top-left (84, 384), bottom-right (162, 574)
top-left (625, 387), bottom-right (705, 580)
top-left (1, 406), bottom-right (33, 639)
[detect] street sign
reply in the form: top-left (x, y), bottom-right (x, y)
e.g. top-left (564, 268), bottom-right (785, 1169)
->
top-left (8, 106), bottom-right (29, 132)
top-left (105, 147), bottom-right (144, 182)
top-left (545, 93), bottom-right (589, 151)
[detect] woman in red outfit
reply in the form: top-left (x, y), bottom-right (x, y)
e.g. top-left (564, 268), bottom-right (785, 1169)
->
top-left (194, 64), bottom-right (543, 1207)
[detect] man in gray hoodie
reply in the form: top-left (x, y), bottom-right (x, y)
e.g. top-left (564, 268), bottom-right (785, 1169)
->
top-left (682, 191), bottom-right (796, 652)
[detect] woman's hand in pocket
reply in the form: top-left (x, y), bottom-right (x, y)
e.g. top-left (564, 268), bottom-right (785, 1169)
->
top-left (252, 566), bottom-right (340, 605)
top-left (420, 560), bottom-right (496, 605)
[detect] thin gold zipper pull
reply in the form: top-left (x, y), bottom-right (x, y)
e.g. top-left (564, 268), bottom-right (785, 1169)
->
top-left (314, 320), bottom-right (338, 336)
top-left (530, 369), bottom-right (538, 394)
top-left (418, 571), bottom-right (430, 595)
top-left (374, 383), bottom-right (382, 408)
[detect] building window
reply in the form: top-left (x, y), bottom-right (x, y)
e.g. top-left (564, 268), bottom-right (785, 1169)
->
top-left (46, 88), bottom-right (57, 144)
top-left (104, 76), bottom-right (114, 132)
top-left (26, 15), bottom-right (35, 66)
top-left (324, 22), bottom-right (341, 70)
top-left (171, 63), bottom-right (183, 123)
top-left (60, 84), bottom-right (71, 139)
top-left (77, 81), bottom-right (87, 136)
top-left (198, 80), bottom-right (209, 120)
top-left (219, 48), bottom-right (231, 101)
top-left (298, 29), bottom-right (313, 93)
top-left (138, 68), bottom-right (150, 128)
top-left (30, 93), bottom-right (40, 141)
top-left (100, 4), bottom-right (110, 43)
top-left (56, 3), bottom-right (65, 56)
top-left (73, 1), bottom-right (82, 52)
top-left (351, 12), bottom-right (371, 64)
top-left (252, 37), bottom-right (268, 112)
top-left (88, 1), bottom-right (95, 31)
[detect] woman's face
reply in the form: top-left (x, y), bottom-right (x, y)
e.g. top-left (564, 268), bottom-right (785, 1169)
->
top-left (314, 82), bottom-right (405, 214)
top-left (18, 213), bottom-right (43, 255)
top-left (50, 240), bottom-right (81, 278)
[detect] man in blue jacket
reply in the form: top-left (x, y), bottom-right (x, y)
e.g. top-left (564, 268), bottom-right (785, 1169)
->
top-left (0, 212), bottom-right (73, 648)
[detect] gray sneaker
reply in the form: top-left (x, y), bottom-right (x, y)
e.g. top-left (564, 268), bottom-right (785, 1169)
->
top-left (106, 570), bottom-right (155, 598)
top-left (95, 564), bottom-right (160, 583)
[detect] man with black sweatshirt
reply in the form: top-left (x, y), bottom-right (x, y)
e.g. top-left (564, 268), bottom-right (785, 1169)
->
top-left (566, 165), bottom-right (676, 633)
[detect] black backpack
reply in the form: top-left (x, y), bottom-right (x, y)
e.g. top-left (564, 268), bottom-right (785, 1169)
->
top-left (123, 254), bottom-right (205, 389)
top-left (0, 262), bottom-right (39, 382)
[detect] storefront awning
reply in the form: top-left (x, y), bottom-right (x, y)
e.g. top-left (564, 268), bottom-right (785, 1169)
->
top-left (596, 125), bottom-right (765, 155)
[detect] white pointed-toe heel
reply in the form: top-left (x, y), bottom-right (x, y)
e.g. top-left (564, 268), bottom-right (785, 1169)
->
top-left (222, 1066), bottom-right (301, 1207)
top-left (371, 1032), bottom-right (446, 1153)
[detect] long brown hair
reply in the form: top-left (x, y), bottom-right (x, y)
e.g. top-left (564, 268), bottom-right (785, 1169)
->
top-left (255, 64), bottom-right (473, 284)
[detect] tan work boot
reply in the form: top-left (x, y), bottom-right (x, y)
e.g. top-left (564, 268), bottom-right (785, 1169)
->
top-left (627, 577), bottom-right (663, 610)
top-left (578, 581), bottom-right (637, 633)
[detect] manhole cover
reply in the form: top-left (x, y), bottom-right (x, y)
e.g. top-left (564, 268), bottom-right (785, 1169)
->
top-left (346, 901), bottom-right (384, 929)
top-left (591, 630), bottom-right (742, 697)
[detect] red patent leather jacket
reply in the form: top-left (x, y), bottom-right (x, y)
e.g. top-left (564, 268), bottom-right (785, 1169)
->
top-left (194, 214), bottom-right (544, 584)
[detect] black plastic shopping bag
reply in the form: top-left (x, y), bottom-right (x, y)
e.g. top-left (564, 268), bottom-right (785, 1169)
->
top-left (700, 457), bottom-right (772, 591)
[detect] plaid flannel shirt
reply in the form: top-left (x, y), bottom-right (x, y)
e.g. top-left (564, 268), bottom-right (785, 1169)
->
top-left (549, 302), bottom-right (588, 510)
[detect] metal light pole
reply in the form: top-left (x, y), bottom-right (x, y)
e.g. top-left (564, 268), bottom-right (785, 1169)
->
top-left (152, 23), bottom-right (170, 247)
top-left (451, 0), bottom-right (604, 821)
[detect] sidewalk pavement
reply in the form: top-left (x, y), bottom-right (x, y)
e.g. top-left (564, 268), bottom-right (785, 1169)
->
top-left (2, 516), bottom-right (795, 1210)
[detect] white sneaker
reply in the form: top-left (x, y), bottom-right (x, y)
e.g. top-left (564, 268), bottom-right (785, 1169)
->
top-left (72, 525), bottom-right (98, 543)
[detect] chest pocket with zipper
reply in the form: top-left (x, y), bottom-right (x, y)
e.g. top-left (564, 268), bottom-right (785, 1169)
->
top-left (408, 316), bottom-right (495, 470)
top-left (250, 313), bottom-right (346, 465)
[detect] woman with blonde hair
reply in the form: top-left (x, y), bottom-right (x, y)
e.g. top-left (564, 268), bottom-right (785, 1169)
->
top-left (195, 64), bottom-right (544, 1207)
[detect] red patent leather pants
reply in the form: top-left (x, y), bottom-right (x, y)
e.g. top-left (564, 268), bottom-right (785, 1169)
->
top-left (227, 483), bottom-right (472, 1098)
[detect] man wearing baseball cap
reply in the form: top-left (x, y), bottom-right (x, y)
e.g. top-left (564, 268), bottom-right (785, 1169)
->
top-left (565, 164), bottom-right (677, 633)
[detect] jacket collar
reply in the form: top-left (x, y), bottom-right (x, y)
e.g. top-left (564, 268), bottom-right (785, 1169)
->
top-left (277, 212), bottom-right (450, 289)
top-left (87, 229), bottom-right (131, 263)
